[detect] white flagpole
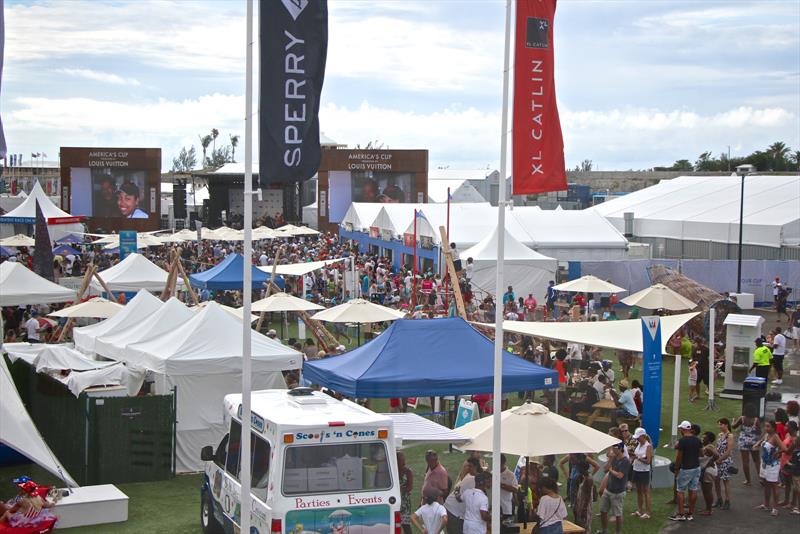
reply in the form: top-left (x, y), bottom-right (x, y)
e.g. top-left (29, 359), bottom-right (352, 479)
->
top-left (491, 1), bottom-right (512, 533)
top-left (240, 0), bottom-right (254, 532)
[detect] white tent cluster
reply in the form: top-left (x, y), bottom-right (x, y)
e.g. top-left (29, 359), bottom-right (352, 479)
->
top-left (73, 290), bottom-right (302, 471)
top-left (0, 262), bottom-right (77, 306)
top-left (0, 181), bottom-right (84, 242)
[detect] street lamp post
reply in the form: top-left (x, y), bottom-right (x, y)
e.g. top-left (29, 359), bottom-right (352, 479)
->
top-left (735, 164), bottom-right (755, 293)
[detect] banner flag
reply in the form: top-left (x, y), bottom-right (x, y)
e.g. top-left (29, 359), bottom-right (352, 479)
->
top-left (259, 0), bottom-right (328, 186)
top-left (512, 0), bottom-right (567, 195)
top-left (33, 200), bottom-right (55, 282)
top-left (641, 316), bottom-right (663, 447)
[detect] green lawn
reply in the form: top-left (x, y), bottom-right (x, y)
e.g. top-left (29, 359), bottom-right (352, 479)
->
top-left (1, 353), bottom-right (738, 533)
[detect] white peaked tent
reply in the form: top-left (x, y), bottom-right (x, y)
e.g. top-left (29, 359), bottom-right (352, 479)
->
top-left (0, 181), bottom-right (84, 242)
top-left (0, 356), bottom-right (78, 487)
top-left (93, 297), bottom-right (195, 360)
top-left (121, 301), bottom-right (302, 472)
top-left (0, 262), bottom-right (77, 306)
top-left (73, 289), bottom-right (164, 354)
top-left (91, 252), bottom-right (183, 293)
top-left (461, 226), bottom-right (557, 299)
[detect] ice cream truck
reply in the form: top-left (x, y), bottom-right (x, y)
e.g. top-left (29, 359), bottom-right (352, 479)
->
top-left (200, 387), bottom-right (401, 534)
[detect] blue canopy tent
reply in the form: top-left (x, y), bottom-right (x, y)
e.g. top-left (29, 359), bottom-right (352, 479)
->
top-left (53, 244), bottom-right (81, 256)
top-left (303, 317), bottom-right (559, 397)
top-left (55, 233), bottom-right (84, 245)
top-left (0, 246), bottom-right (14, 257)
top-left (189, 253), bottom-right (285, 291)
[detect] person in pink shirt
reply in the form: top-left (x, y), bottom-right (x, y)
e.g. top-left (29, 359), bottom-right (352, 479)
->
top-left (524, 293), bottom-right (538, 321)
top-left (422, 450), bottom-right (449, 504)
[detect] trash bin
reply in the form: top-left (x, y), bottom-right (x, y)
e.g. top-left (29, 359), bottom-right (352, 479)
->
top-left (742, 376), bottom-right (767, 418)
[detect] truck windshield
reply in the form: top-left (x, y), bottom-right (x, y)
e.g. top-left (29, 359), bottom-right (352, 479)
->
top-left (283, 442), bottom-right (392, 495)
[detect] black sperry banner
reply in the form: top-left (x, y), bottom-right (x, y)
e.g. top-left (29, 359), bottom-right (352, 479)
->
top-left (259, 0), bottom-right (328, 185)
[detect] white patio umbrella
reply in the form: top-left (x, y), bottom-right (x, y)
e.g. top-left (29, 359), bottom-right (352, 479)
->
top-left (251, 292), bottom-right (324, 313)
top-left (552, 275), bottom-right (626, 294)
top-left (190, 301), bottom-right (258, 323)
top-left (312, 298), bottom-right (406, 345)
top-left (457, 401), bottom-right (621, 457)
top-left (0, 234), bottom-right (35, 247)
top-left (621, 283), bottom-right (697, 311)
top-left (49, 297), bottom-right (123, 319)
top-left (288, 225), bottom-right (321, 236)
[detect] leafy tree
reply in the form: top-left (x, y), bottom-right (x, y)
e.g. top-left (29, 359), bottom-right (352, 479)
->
top-left (207, 146), bottom-right (232, 168)
top-left (171, 146), bottom-right (197, 173)
top-left (211, 128), bottom-right (219, 155)
top-left (230, 134), bottom-right (240, 162)
top-left (198, 134), bottom-right (212, 167)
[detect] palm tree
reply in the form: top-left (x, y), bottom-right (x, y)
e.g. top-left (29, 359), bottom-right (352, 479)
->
top-left (211, 128), bottom-right (219, 155)
top-left (199, 134), bottom-right (212, 168)
top-left (768, 141), bottom-right (790, 171)
top-left (229, 134), bottom-right (240, 162)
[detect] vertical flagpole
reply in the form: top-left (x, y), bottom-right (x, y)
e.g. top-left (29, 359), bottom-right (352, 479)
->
top-left (412, 210), bottom-right (418, 309)
top-left (445, 187), bottom-right (451, 312)
top-left (240, 0), bottom-right (254, 532)
top-left (492, 2), bottom-right (513, 534)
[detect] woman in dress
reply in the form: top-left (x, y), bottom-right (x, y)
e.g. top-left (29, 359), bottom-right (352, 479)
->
top-left (714, 418), bottom-right (735, 509)
top-left (572, 462), bottom-right (595, 531)
top-left (397, 452), bottom-right (413, 534)
top-left (733, 414), bottom-right (761, 485)
top-left (755, 420), bottom-right (787, 517)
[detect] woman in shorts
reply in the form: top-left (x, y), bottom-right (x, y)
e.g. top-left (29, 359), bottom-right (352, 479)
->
top-left (755, 420), bottom-right (787, 517)
top-left (733, 414), bottom-right (761, 485)
top-left (630, 428), bottom-right (652, 519)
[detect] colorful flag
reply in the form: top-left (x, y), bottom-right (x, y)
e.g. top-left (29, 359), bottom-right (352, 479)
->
top-left (259, 0), bottom-right (328, 185)
top-left (512, 0), bottom-right (566, 195)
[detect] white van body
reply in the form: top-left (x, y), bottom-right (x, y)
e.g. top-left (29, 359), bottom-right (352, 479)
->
top-left (201, 388), bottom-right (401, 534)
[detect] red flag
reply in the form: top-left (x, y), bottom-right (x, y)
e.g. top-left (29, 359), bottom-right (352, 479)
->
top-left (512, 0), bottom-right (566, 195)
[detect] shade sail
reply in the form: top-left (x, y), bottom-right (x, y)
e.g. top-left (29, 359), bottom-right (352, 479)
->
top-left (258, 257), bottom-right (347, 277)
top-left (621, 283), bottom-right (697, 311)
top-left (251, 292), bottom-right (324, 313)
top-left (0, 262), bottom-right (77, 306)
top-left (124, 301), bottom-right (302, 375)
top-left (486, 312), bottom-right (699, 354)
top-left (49, 296), bottom-right (123, 319)
top-left (189, 253), bottom-right (285, 290)
top-left (73, 289), bottom-right (164, 353)
top-left (552, 275), bottom-right (626, 294)
top-left (457, 402), bottom-right (621, 457)
top-left (0, 356), bottom-right (78, 487)
top-left (92, 252), bottom-right (182, 293)
top-left (303, 318), bottom-right (559, 397)
top-left (311, 298), bottom-right (406, 324)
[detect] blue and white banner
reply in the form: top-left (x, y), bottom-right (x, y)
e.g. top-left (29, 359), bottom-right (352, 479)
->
top-left (641, 316), bottom-right (662, 447)
top-left (119, 230), bottom-right (137, 260)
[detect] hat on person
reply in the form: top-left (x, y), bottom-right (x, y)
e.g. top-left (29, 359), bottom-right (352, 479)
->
top-left (619, 379), bottom-right (629, 389)
top-left (754, 336), bottom-right (764, 345)
top-left (678, 420), bottom-right (692, 430)
top-left (633, 427), bottom-right (647, 439)
top-left (267, 329), bottom-right (277, 337)
top-left (31, 310), bottom-right (39, 317)
top-left (336, 345), bottom-right (346, 352)
top-left (117, 181), bottom-right (140, 197)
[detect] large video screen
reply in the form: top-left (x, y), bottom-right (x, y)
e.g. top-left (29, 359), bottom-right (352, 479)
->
top-left (328, 171), bottom-right (416, 223)
top-left (70, 168), bottom-right (150, 219)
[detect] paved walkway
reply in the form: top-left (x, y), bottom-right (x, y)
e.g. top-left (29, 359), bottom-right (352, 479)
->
top-left (663, 332), bottom-right (800, 533)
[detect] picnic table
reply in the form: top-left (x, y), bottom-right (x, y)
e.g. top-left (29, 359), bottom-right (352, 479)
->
top-left (519, 519), bottom-right (586, 534)
top-left (584, 398), bottom-right (616, 427)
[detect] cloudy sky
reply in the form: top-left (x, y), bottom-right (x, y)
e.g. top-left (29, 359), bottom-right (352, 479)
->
top-left (4, 0), bottom-right (799, 171)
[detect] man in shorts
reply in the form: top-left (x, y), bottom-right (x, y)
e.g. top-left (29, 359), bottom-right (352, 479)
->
top-left (791, 304), bottom-right (800, 352)
top-left (769, 327), bottom-right (786, 385)
top-left (598, 443), bottom-right (629, 534)
top-left (670, 420), bottom-right (702, 521)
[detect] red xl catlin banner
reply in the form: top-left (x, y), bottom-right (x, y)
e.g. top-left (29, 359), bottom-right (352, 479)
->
top-left (512, 0), bottom-right (567, 195)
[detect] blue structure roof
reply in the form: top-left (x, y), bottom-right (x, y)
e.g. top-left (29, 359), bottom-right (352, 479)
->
top-left (189, 253), bottom-right (285, 291)
top-left (53, 244), bottom-right (81, 256)
top-left (55, 233), bottom-right (84, 244)
top-left (304, 317), bottom-right (558, 397)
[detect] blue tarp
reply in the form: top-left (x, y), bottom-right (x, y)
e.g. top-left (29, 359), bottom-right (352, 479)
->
top-left (53, 244), bottom-right (81, 256)
top-left (189, 253), bottom-right (285, 290)
top-left (303, 317), bottom-right (559, 397)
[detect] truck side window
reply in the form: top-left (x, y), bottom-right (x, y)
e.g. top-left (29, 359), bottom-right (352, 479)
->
top-left (226, 420), bottom-right (242, 479)
top-left (214, 434), bottom-right (229, 468)
top-left (252, 435), bottom-right (271, 490)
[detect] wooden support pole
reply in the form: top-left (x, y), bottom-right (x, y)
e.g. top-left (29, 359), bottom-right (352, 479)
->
top-left (93, 269), bottom-right (119, 304)
top-left (438, 226), bottom-right (467, 319)
top-left (255, 245), bottom-right (283, 333)
top-left (56, 264), bottom-right (96, 342)
top-left (176, 258), bottom-right (200, 305)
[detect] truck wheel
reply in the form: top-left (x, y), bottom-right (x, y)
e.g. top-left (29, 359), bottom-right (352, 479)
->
top-left (201, 491), bottom-right (223, 534)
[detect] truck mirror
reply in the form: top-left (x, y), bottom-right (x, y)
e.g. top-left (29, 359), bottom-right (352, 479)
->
top-left (201, 445), bottom-right (214, 461)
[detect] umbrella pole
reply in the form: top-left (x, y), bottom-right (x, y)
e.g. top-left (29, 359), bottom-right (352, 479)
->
top-left (523, 456), bottom-right (530, 528)
top-left (357, 323), bottom-right (361, 347)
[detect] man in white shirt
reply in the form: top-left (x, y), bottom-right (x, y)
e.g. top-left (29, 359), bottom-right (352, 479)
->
top-left (413, 489), bottom-right (448, 534)
top-left (499, 455), bottom-right (518, 518)
top-left (25, 310), bottom-right (43, 343)
top-left (770, 327), bottom-right (786, 385)
top-left (462, 473), bottom-right (490, 534)
top-left (258, 252), bottom-right (268, 266)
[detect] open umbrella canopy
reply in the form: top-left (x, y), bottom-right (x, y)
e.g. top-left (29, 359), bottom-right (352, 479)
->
top-left (621, 283), bottom-right (697, 311)
top-left (55, 233), bottom-right (84, 245)
top-left (52, 244), bottom-right (81, 256)
top-left (251, 292), bottom-right (324, 313)
top-left (311, 298), bottom-right (406, 324)
top-left (552, 275), bottom-right (626, 294)
top-left (191, 301), bottom-right (259, 323)
top-left (49, 296), bottom-right (123, 319)
top-left (457, 402), bottom-right (621, 457)
top-left (0, 245), bottom-right (15, 256)
top-left (0, 234), bottom-right (35, 247)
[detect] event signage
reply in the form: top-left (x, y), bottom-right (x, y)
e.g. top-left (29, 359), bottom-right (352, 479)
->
top-left (512, 0), bottom-right (567, 195)
top-left (259, 0), bottom-right (328, 185)
top-left (47, 216), bottom-right (86, 225)
top-left (0, 216), bottom-right (35, 224)
top-left (641, 316), bottom-right (663, 447)
top-left (119, 230), bottom-right (137, 260)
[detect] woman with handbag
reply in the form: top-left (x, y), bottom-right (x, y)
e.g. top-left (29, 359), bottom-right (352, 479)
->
top-left (534, 477), bottom-right (567, 534)
top-left (714, 418), bottom-right (735, 510)
top-left (699, 432), bottom-right (720, 516)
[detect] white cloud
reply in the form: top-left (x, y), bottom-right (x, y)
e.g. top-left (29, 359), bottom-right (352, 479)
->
top-left (56, 68), bottom-right (140, 86)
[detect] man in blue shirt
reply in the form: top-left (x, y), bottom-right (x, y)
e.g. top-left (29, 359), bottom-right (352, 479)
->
top-left (610, 379), bottom-right (639, 424)
top-left (502, 285), bottom-right (515, 305)
top-left (545, 280), bottom-right (558, 320)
